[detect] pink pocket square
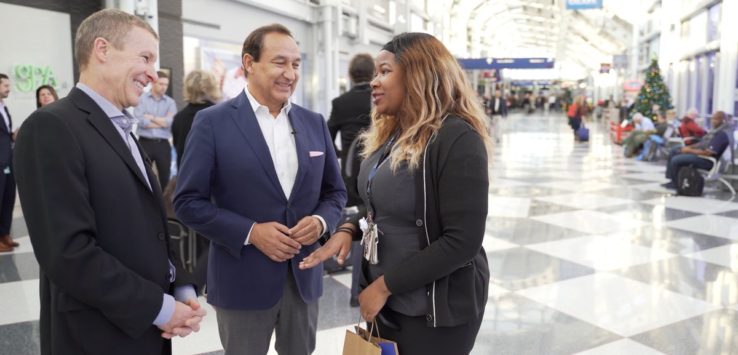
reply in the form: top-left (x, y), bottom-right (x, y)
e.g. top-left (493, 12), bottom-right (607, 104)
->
top-left (309, 151), bottom-right (324, 157)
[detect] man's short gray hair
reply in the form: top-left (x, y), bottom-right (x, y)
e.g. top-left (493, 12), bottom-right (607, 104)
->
top-left (75, 9), bottom-right (158, 70)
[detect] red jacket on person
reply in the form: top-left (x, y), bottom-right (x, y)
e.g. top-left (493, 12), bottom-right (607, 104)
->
top-left (679, 117), bottom-right (706, 144)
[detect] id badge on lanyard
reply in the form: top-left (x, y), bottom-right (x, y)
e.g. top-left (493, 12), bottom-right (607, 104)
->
top-left (360, 131), bottom-right (400, 265)
top-left (360, 215), bottom-right (380, 264)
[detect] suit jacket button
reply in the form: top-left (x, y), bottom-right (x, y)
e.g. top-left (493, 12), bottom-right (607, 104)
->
top-left (416, 219), bottom-right (423, 227)
top-left (158, 233), bottom-right (165, 241)
top-left (426, 314), bottom-right (433, 321)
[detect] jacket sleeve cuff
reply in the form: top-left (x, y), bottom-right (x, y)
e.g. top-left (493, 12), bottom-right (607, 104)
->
top-left (312, 215), bottom-right (327, 235)
top-left (174, 285), bottom-right (197, 302)
top-left (152, 294), bottom-right (175, 327)
top-left (244, 223), bottom-right (255, 245)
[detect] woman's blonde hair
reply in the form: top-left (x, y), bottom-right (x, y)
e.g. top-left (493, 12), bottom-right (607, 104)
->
top-left (361, 33), bottom-right (490, 171)
top-left (183, 69), bottom-right (222, 104)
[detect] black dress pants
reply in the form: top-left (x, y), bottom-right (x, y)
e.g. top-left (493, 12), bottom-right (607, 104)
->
top-left (372, 307), bottom-right (484, 355)
top-left (139, 138), bottom-right (171, 190)
top-left (0, 168), bottom-right (15, 235)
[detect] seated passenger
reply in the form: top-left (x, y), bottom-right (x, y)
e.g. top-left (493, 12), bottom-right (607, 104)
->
top-left (662, 111), bottom-right (731, 189)
top-left (636, 112), bottom-right (656, 131)
top-left (638, 109), bottom-right (676, 161)
top-left (679, 108), bottom-right (706, 145)
top-left (623, 113), bottom-right (656, 157)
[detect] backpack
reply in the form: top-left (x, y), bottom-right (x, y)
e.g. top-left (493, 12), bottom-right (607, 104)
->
top-left (676, 166), bottom-right (704, 196)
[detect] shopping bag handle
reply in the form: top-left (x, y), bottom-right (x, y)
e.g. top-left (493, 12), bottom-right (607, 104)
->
top-left (356, 314), bottom-right (380, 341)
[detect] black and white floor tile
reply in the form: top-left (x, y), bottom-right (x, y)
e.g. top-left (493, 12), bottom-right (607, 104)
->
top-left (2, 111), bottom-right (738, 354)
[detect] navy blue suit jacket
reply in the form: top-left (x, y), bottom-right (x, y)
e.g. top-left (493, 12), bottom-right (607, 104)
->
top-left (173, 92), bottom-right (346, 310)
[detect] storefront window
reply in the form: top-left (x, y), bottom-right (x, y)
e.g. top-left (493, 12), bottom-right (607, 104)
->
top-left (368, 0), bottom-right (390, 24)
top-left (735, 60), bottom-right (738, 116)
top-left (689, 12), bottom-right (707, 48)
top-left (706, 52), bottom-right (717, 114)
top-left (650, 38), bottom-right (660, 60)
top-left (410, 12), bottom-right (424, 32)
top-left (695, 56), bottom-right (702, 113)
top-left (684, 60), bottom-right (694, 109)
top-left (707, 3), bottom-right (721, 42)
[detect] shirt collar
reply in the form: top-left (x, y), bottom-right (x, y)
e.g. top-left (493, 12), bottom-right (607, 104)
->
top-left (244, 85), bottom-right (292, 117)
top-left (147, 91), bottom-right (167, 102)
top-left (76, 82), bottom-right (127, 118)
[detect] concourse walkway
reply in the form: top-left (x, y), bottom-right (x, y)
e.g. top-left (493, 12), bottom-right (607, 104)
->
top-left (1, 112), bottom-right (738, 354)
top-left (477, 112), bottom-right (738, 354)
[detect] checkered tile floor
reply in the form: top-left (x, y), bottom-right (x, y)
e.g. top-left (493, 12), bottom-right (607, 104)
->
top-left (2, 111), bottom-right (738, 354)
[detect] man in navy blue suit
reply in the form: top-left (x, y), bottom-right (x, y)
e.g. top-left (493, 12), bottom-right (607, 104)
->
top-left (174, 24), bottom-right (346, 355)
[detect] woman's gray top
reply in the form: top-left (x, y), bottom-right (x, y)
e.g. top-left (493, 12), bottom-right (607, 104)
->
top-left (358, 149), bottom-right (427, 316)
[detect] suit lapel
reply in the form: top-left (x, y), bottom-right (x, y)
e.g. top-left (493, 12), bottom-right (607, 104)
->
top-left (229, 93), bottom-right (285, 198)
top-left (70, 88), bottom-right (153, 191)
top-left (288, 110), bottom-right (308, 200)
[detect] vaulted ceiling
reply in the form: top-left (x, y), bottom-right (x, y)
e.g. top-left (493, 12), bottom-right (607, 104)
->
top-left (432, 0), bottom-right (638, 80)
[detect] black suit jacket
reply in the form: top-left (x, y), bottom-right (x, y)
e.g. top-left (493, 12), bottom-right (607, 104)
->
top-left (0, 105), bottom-right (13, 167)
top-left (327, 83), bottom-right (371, 206)
top-left (14, 88), bottom-right (175, 355)
top-left (328, 83), bottom-right (371, 159)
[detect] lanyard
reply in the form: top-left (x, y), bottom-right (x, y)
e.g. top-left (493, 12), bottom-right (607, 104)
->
top-left (365, 130), bottom-right (400, 219)
top-left (361, 130), bottom-right (399, 265)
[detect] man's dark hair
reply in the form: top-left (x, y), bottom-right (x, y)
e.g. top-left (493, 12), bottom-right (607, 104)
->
top-left (241, 24), bottom-right (293, 74)
top-left (0, 73), bottom-right (8, 81)
top-left (157, 70), bottom-right (169, 80)
top-left (349, 54), bottom-right (374, 83)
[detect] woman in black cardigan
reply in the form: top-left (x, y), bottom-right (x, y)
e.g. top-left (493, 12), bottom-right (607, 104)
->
top-left (300, 32), bottom-right (490, 355)
top-left (171, 69), bottom-right (221, 168)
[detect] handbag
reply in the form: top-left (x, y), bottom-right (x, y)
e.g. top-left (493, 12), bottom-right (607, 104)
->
top-left (343, 319), bottom-right (399, 355)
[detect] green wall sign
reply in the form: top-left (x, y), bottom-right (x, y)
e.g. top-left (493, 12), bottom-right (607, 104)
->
top-left (13, 65), bottom-right (57, 93)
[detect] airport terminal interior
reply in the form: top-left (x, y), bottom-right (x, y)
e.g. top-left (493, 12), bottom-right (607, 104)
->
top-left (1, 0), bottom-right (738, 354)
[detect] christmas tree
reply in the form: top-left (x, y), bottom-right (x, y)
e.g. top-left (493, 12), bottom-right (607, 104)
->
top-left (633, 59), bottom-right (673, 120)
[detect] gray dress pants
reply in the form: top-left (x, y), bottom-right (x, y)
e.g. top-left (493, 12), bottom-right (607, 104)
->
top-left (214, 266), bottom-right (318, 355)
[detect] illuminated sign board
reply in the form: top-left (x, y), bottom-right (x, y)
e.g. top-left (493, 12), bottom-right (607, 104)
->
top-left (457, 58), bottom-right (555, 70)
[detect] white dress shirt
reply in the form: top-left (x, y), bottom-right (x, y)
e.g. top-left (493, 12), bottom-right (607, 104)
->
top-left (245, 86), bottom-right (298, 198)
top-left (0, 101), bottom-right (10, 132)
top-left (243, 86), bottom-right (326, 244)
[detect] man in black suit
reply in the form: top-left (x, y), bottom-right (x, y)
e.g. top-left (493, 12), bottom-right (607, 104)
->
top-left (328, 53), bottom-right (373, 172)
top-left (13, 9), bottom-right (205, 355)
top-left (0, 73), bottom-right (17, 253)
top-left (326, 53), bottom-right (373, 303)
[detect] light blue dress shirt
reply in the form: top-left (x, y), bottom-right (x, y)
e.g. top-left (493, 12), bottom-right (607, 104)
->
top-left (133, 91), bottom-right (176, 139)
